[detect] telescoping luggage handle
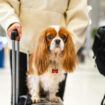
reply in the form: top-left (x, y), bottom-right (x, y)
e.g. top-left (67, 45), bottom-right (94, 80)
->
top-left (11, 29), bottom-right (20, 105)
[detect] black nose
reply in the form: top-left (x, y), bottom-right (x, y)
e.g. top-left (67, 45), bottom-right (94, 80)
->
top-left (55, 39), bottom-right (60, 45)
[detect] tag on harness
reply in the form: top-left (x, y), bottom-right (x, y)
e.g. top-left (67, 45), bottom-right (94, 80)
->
top-left (52, 69), bottom-right (58, 73)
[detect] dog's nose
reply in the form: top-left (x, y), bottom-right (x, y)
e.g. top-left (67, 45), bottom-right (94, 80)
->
top-left (55, 39), bottom-right (60, 45)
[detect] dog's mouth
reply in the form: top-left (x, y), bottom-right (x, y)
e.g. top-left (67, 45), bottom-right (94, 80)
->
top-left (51, 47), bottom-right (62, 53)
top-left (55, 44), bottom-right (60, 48)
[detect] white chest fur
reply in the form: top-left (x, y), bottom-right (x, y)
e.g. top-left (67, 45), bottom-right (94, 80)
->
top-left (40, 67), bottom-right (66, 92)
top-left (27, 66), bottom-right (66, 95)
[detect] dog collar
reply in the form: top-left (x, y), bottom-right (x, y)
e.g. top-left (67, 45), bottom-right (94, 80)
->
top-left (52, 69), bottom-right (58, 73)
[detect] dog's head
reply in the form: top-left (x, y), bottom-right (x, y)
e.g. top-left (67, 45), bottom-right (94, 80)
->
top-left (33, 25), bottom-right (77, 75)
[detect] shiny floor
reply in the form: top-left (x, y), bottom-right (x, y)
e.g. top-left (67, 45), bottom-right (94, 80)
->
top-left (0, 55), bottom-right (105, 105)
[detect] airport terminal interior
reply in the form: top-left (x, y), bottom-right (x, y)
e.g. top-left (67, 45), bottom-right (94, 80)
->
top-left (0, 0), bottom-right (105, 105)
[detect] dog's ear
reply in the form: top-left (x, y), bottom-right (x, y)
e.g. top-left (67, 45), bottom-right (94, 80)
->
top-left (33, 30), bottom-right (49, 75)
top-left (61, 31), bottom-right (77, 72)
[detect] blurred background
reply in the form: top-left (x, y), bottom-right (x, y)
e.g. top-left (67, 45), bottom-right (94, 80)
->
top-left (0, 0), bottom-right (105, 105)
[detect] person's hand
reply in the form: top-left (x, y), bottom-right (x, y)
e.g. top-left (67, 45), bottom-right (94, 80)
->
top-left (7, 23), bottom-right (22, 40)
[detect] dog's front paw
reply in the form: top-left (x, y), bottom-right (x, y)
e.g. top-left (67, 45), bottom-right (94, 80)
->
top-left (31, 95), bottom-right (40, 103)
top-left (50, 96), bottom-right (61, 103)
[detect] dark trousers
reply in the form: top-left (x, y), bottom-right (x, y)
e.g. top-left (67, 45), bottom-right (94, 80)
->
top-left (10, 51), bottom-right (67, 101)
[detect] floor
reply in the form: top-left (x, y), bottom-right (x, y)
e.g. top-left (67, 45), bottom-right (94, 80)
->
top-left (0, 54), bottom-right (105, 105)
top-left (0, 55), bottom-right (11, 105)
top-left (64, 57), bottom-right (105, 105)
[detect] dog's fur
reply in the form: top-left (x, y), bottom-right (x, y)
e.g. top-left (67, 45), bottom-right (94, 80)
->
top-left (27, 26), bottom-right (77, 103)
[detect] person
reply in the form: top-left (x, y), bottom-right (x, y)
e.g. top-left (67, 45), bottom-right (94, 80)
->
top-left (0, 0), bottom-right (89, 104)
top-left (92, 26), bottom-right (105, 105)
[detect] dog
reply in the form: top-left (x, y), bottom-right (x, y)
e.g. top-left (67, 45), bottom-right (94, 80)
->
top-left (27, 25), bottom-right (77, 103)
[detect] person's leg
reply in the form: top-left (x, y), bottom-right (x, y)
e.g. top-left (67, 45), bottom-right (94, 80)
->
top-left (56, 73), bottom-right (67, 101)
top-left (10, 50), bottom-right (28, 104)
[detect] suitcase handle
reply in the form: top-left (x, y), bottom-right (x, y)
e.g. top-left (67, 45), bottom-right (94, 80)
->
top-left (11, 29), bottom-right (19, 40)
top-left (11, 29), bottom-right (20, 105)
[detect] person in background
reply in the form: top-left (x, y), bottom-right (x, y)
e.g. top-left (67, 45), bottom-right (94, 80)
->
top-left (0, 0), bottom-right (89, 104)
top-left (92, 26), bottom-right (105, 105)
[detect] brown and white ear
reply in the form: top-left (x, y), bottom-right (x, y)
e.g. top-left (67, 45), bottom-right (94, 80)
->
top-left (33, 30), bottom-right (49, 75)
top-left (61, 32), bottom-right (77, 72)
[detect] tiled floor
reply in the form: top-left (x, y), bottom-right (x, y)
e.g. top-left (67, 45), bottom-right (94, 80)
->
top-left (0, 55), bottom-right (11, 105)
top-left (0, 55), bottom-right (105, 105)
top-left (64, 57), bottom-right (105, 105)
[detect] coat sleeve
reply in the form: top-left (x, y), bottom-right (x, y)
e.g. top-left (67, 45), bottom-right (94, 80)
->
top-left (0, 0), bottom-right (20, 32)
top-left (66, 0), bottom-right (89, 52)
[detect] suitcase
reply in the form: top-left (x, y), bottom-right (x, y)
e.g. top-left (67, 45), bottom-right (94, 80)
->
top-left (11, 30), bottom-right (63, 105)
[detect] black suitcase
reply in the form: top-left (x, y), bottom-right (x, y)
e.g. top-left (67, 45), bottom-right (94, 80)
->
top-left (11, 30), bottom-right (63, 105)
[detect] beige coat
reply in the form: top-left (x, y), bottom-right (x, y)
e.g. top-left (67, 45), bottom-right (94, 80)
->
top-left (0, 0), bottom-right (89, 54)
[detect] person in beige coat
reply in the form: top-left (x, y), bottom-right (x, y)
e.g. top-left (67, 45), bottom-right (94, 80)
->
top-left (0, 0), bottom-right (89, 104)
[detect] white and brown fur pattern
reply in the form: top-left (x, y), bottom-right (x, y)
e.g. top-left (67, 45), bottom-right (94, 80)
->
top-left (27, 25), bottom-right (77, 103)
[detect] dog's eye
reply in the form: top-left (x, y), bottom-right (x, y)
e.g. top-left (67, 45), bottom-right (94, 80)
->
top-left (48, 35), bottom-right (54, 39)
top-left (61, 34), bottom-right (66, 40)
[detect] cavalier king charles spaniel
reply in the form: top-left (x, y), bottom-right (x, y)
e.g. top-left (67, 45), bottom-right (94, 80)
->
top-left (27, 25), bottom-right (77, 103)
